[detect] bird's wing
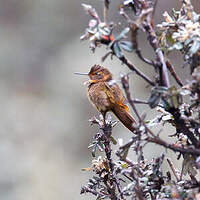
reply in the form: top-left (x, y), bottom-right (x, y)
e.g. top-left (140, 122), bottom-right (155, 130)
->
top-left (104, 82), bottom-right (130, 112)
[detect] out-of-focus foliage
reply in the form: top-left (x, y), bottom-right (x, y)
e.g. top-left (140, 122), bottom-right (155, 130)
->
top-left (81, 3), bottom-right (134, 58)
top-left (158, 0), bottom-right (200, 72)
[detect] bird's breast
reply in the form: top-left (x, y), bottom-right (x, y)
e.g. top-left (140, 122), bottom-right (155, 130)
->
top-left (88, 83), bottom-right (111, 113)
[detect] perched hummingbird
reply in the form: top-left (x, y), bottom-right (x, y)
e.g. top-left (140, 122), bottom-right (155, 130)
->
top-left (75, 65), bottom-right (136, 132)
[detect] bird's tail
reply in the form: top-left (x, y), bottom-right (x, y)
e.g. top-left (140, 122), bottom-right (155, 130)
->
top-left (112, 105), bottom-right (136, 132)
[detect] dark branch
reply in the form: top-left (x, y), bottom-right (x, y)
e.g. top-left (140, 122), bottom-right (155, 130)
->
top-left (147, 137), bottom-right (200, 156)
top-left (119, 56), bottom-right (155, 86)
top-left (143, 9), bottom-right (170, 87)
top-left (166, 60), bottom-right (184, 87)
top-left (121, 73), bottom-right (200, 156)
top-left (135, 49), bottom-right (153, 65)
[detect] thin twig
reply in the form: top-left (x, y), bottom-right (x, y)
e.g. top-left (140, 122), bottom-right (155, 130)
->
top-left (132, 99), bottom-right (149, 104)
top-left (147, 137), bottom-right (200, 156)
top-left (121, 74), bottom-right (146, 123)
top-left (80, 186), bottom-right (102, 196)
top-left (119, 7), bottom-right (132, 23)
top-left (167, 158), bottom-right (180, 181)
top-left (143, 8), bottom-right (170, 87)
top-left (120, 56), bottom-right (155, 86)
top-left (102, 122), bottom-right (124, 200)
top-left (121, 74), bottom-right (155, 138)
top-left (166, 60), bottom-right (184, 87)
top-left (104, 0), bottom-right (110, 24)
top-left (152, 0), bottom-right (158, 20)
top-left (120, 8), bottom-right (154, 67)
top-left (121, 2), bottom-right (170, 87)
top-left (135, 49), bottom-right (153, 65)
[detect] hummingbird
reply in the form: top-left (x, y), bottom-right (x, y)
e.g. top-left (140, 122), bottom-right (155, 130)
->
top-left (75, 65), bottom-right (136, 132)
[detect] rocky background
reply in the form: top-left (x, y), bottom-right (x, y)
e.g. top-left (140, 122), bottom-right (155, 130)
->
top-left (0, 0), bottom-right (199, 199)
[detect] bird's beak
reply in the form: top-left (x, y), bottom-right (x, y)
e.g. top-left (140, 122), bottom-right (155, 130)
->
top-left (74, 72), bottom-right (97, 85)
top-left (74, 72), bottom-right (90, 85)
top-left (74, 72), bottom-right (96, 85)
top-left (74, 72), bottom-right (88, 76)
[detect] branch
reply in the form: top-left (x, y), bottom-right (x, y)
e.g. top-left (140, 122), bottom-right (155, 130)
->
top-left (119, 56), bottom-right (155, 86)
top-left (120, 5), bottom-right (169, 87)
top-left (142, 8), bottom-right (170, 87)
top-left (167, 108), bottom-right (200, 148)
top-left (80, 186), bottom-right (101, 196)
top-left (102, 122), bottom-right (125, 200)
top-left (103, 0), bottom-right (110, 24)
top-left (120, 8), bottom-right (154, 66)
top-left (166, 60), bottom-right (184, 87)
top-left (135, 49), bottom-right (153, 65)
top-left (121, 73), bottom-right (200, 156)
top-left (90, 117), bottom-right (124, 200)
top-left (167, 158), bottom-right (180, 181)
top-left (146, 137), bottom-right (200, 156)
top-left (121, 74), bottom-right (146, 122)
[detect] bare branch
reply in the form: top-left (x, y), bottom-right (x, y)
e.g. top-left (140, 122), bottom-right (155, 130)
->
top-left (166, 60), bottom-right (184, 87)
top-left (167, 158), bottom-right (181, 181)
top-left (119, 56), bottom-right (155, 86)
top-left (135, 49), bottom-right (153, 65)
top-left (146, 137), bottom-right (200, 156)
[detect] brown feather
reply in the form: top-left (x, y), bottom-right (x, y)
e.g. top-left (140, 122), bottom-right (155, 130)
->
top-left (112, 106), bottom-right (136, 132)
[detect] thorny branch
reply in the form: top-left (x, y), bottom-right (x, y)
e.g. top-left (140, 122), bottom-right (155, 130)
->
top-left (85, 117), bottom-right (125, 200)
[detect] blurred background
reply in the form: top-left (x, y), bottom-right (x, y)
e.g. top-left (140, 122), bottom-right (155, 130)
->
top-left (0, 0), bottom-right (199, 199)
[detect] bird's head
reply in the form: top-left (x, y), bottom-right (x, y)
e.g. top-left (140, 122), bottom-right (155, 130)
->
top-left (88, 65), bottom-right (113, 84)
top-left (74, 65), bottom-right (113, 85)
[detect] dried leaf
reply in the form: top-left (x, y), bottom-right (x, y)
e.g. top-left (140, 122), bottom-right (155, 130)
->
top-left (163, 11), bottom-right (174, 23)
top-left (130, 24), bottom-right (138, 49)
top-left (82, 167), bottom-right (92, 171)
top-left (110, 136), bottom-right (117, 145)
top-left (121, 148), bottom-right (129, 160)
top-left (168, 86), bottom-right (182, 108)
